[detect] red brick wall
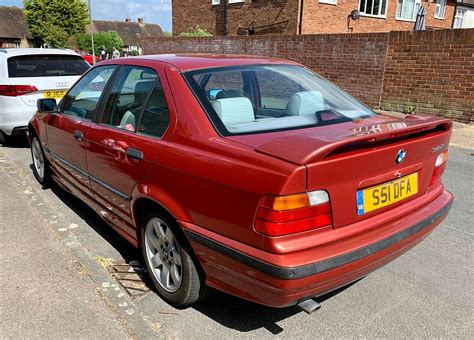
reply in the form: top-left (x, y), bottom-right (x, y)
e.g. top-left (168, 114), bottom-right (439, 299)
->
top-left (143, 33), bottom-right (389, 107)
top-left (302, 0), bottom-right (456, 34)
top-left (142, 28), bottom-right (474, 122)
top-left (172, 0), bottom-right (300, 36)
top-left (381, 29), bottom-right (473, 122)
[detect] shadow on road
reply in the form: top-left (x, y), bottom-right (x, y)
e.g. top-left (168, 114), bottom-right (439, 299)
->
top-left (33, 162), bottom-right (360, 334)
top-left (191, 280), bottom-right (360, 334)
top-left (1, 134), bottom-right (29, 148)
top-left (44, 172), bottom-right (140, 263)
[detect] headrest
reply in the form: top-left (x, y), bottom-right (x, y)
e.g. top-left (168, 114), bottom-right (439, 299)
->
top-left (215, 89), bottom-right (244, 100)
top-left (119, 111), bottom-right (135, 130)
top-left (211, 97), bottom-right (254, 126)
top-left (286, 91), bottom-right (325, 116)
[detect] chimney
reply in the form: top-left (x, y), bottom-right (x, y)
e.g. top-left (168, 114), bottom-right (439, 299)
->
top-left (137, 17), bottom-right (144, 24)
top-left (125, 17), bottom-right (131, 23)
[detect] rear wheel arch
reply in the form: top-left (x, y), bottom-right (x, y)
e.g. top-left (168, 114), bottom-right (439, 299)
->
top-left (133, 197), bottom-right (178, 239)
top-left (132, 197), bottom-right (194, 253)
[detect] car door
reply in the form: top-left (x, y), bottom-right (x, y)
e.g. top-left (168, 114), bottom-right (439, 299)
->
top-left (45, 65), bottom-right (116, 198)
top-left (86, 64), bottom-right (172, 237)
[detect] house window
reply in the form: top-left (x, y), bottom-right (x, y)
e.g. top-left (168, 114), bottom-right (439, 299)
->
top-left (396, 0), bottom-right (422, 21)
top-left (434, 0), bottom-right (446, 19)
top-left (359, 0), bottom-right (388, 17)
top-left (228, 0), bottom-right (245, 3)
top-left (212, 0), bottom-right (220, 5)
top-left (320, 0), bottom-right (337, 4)
top-left (453, 9), bottom-right (466, 28)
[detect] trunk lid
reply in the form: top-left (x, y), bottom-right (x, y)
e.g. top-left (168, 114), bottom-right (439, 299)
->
top-left (229, 114), bottom-right (452, 228)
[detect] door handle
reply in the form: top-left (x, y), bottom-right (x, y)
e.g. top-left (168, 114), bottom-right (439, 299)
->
top-left (126, 147), bottom-right (143, 160)
top-left (73, 130), bottom-right (84, 142)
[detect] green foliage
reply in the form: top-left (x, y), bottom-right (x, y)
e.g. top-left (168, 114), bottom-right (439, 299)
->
top-left (402, 105), bottom-right (417, 114)
top-left (128, 49), bottom-right (139, 56)
top-left (75, 31), bottom-right (124, 56)
top-left (163, 31), bottom-right (172, 37)
top-left (179, 25), bottom-right (212, 37)
top-left (23, 0), bottom-right (89, 48)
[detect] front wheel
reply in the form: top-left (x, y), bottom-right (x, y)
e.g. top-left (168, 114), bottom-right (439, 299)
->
top-left (0, 131), bottom-right (7, 146)
top-left (31, 135), bottom-right (50, 186)
top-left (141, 213), bottom-right (204, 307)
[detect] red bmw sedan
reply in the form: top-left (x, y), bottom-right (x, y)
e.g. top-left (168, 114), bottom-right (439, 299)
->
top-left (28, 55), bottom-right (453, 310)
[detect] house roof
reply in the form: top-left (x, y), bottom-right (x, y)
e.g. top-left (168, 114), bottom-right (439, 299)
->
top-left (0, 6), bottom-right (32, 40)
top-left (89, 20), bottom-right (163, 47)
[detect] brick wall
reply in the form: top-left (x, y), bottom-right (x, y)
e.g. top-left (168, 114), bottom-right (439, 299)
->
top-left (143, 33), bottom-right (389, 107)
top-left (302, 0), bottom-right (456, 34)
top-left (172, 0), bottom-right (299, 36)
top-left (381, 29), bottom-right (473, 122)
top-left (142, 28), bottom-right (474, 123)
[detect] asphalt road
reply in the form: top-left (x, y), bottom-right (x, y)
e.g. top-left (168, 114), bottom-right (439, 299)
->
top-left (0, 139), bottom-right (473, 339)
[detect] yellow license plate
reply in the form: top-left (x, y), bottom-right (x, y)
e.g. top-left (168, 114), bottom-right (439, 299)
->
top-left (44, 90), bottom-right (66, 99)
top-left (357, 173), bottom-right (418, 215)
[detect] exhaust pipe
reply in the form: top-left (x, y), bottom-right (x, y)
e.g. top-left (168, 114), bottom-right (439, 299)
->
top-left (298, 298), bottom-right (321, 314)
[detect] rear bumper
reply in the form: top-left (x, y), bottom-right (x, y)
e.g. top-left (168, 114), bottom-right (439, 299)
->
top-left (0, 99), bottom-right (35, 135)
top-left (181, 189), bottom-right (453, 308)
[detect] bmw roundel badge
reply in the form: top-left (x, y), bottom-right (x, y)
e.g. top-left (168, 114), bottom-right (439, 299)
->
top-left (396, 149), bottom-right (407, 164)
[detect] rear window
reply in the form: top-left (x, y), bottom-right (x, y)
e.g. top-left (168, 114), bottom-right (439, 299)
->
top-left (7, 54), bottom-right (89, 78)
top-left (184, 65), bottom-right (376, 136)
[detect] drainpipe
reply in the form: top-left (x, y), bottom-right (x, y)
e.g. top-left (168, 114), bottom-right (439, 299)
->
top-left (223, 0), bottom-right (228, 36)
top-left (298, 0), bottom-right (304, 35)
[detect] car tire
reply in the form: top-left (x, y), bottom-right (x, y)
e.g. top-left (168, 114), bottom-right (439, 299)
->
top-left (141, 212), bottom-right (204, 307)
top-left (30, 135), bottom-right (51, 186)
top-left (0, 131), bottom-right (6, 146)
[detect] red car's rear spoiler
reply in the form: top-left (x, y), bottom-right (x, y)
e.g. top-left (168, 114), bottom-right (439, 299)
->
top-left (255, 116), bottom-right (452, 165)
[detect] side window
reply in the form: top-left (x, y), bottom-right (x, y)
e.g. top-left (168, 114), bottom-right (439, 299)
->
top-left (137, 80), bottom-right (170, 138)
top-left (62, 66), bottom-right (115, 119)
top-left (101, 66), bottom-right (157, 131)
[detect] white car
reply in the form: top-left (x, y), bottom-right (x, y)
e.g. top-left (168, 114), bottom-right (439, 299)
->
top-left (0, 48), bottom-right (90, 144)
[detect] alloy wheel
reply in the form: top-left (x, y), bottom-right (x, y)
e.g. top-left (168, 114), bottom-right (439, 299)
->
top-left (144, 217), bottom-right (183, 293)
top-left (32, 138), bottom-right (45, 180)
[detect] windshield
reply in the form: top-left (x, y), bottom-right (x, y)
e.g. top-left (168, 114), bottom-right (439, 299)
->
top-left (184, 65), bottom-right (376, 136)
top-left (7, 54), bottom-right (90, 78)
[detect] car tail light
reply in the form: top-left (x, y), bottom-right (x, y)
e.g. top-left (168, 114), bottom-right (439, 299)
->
top-left (429, 150), bottom-right (448, 186)
top-left (0, 85), bottom-right (38, 96)
top-left (255, 190), bottom-right (332, 237)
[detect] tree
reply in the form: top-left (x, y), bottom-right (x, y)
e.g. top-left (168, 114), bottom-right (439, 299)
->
top-left (179, 25), bottom-right (212, 37)
top-left (24, 0), bottom-right (89, 48)
top-left (75, 31), bottom-right (124, 56)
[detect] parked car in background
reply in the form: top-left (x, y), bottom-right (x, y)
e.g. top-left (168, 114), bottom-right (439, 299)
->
top-left (29, 55), bottom-right (453, 310)
top-left (0, 48), bottom-right (90, 144)
top-left (76, 50), bottom-right (95, 65)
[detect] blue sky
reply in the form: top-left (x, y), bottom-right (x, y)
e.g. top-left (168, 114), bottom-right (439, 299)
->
top-left (2, 0), bottom-right (172, 32)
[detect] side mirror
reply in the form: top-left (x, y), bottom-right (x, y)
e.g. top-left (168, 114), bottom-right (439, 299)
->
top-left (37, 98), bottom-right (58, 113)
